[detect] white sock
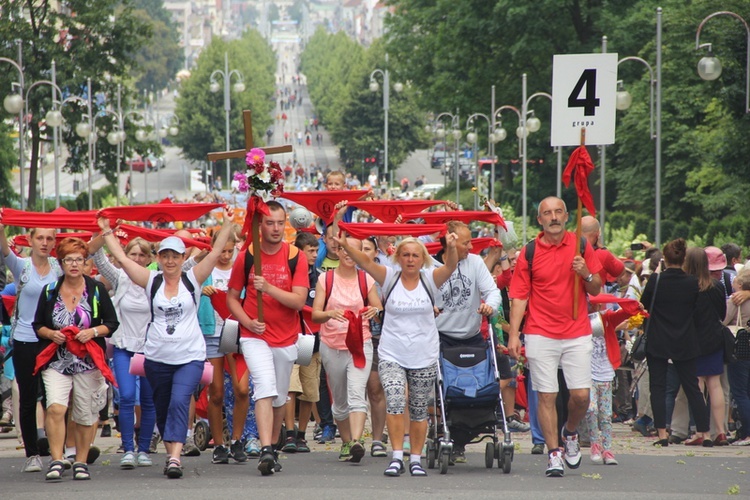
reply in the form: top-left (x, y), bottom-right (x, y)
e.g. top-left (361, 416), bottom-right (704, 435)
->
top-left (65, 446), bottom-right (76, 457)
top-left (392, 450), bottom-right (403, 461)
top-left (410, 454), bottom-right (421, 464)
top-left (186, 429), bottom-right (193, 438)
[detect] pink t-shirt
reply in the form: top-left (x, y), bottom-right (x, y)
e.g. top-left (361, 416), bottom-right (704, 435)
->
top-left (318, 270), bottom-right (374, 350)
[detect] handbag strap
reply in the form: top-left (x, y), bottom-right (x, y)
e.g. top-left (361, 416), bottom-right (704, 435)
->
top-left (736, 307), bottom-right (742, 328)
top-left (643, 273), bottom-right (660, 336)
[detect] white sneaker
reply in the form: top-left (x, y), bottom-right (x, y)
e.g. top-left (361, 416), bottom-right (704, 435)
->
top-left (545, 450), bottom-right (564, 477)
top-left (137, 452), bottom-right (153, 467)
top-left (120, 451), bottom-right (136, 469)
top-left (505, 416), bottom-right (531, 433)
top-left (23, 455), bottom-right (42, 473)
top-left (602, 450), bottom-right (618, 465)
top-left (561, 429), bottom-right (581, 469)
top-left (590, 442), bottom-right (603, 464)
top-left (731, 436), bottom-right (750, 446)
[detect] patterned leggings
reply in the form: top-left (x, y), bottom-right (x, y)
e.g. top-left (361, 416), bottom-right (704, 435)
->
top-left (585, 380), bottom-right (613, 450)
top-left (378, 360), bottom-right (436, 421)
top-left (224, 371), bottom-right (258, 440)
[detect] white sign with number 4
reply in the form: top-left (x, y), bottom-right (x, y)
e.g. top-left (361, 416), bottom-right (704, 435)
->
top-left (551, 53), bottom-right (617, 147)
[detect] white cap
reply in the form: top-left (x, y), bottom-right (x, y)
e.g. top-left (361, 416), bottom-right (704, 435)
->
top-left (158, 236), bottom-right (186, 255)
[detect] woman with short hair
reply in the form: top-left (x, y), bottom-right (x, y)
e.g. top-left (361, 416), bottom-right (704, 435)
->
top-left (33, 237), bottom-right (119, 481)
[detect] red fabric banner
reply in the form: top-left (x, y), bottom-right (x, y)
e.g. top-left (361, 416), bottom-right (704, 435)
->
top-left (280, 190), bottom-right (369, 223)
top-left (118, 224), bottom-right (212, 251)
top-left (34, 326), bottom-right (117, 386)
top-left (13, 232), bottom-right (93, 249)
top-left (562, 145), bottom-right (596, 217)
top-left (210, 291), bottom-right (231, 321)
top-left (1, 208), bottom-right (100, 231)
top-left (98, 203), bottom-right (224, 224)
top-left (424, 237), bottom-right (502, 256)
top-left (346, 200), bottom-right (445, 223)
top-left (338, 222), bottom-right (446, 240)
top-left (401, 210), bottom-right (507, 229)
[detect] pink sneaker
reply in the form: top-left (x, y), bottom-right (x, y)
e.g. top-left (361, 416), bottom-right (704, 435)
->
top-left (590, 442), bottom-right (603, 464)
top-left (602, 450), bottom-right (618, 465)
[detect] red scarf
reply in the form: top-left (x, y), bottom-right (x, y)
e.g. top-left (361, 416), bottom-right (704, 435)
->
top-left (280, 190), bottom-right (369, 223)
top-left (346, 200), bottom-right (445, 223)
top-left (98, 202), bottom-right (223, 224)
top-left (562, 145), bottom-right (596, 216)
top-left (33, 326), bottom-right (117, 386)
top-left (210, 291), bottom-right (231, 320)
top-left (425, 237), bottom-right (502, 256)
top-left (338, 222), bottom-right (446, 240)
top-left (402, 210), bottom-right (507, 229)
top-left (13, 232), bottom-right (93, 251)
top-left (118, 224), bottom-right (212, 251)
top-left (1, 208), bottom-right (100, 231)
top-left (343, 309), bottom-right (367, 368)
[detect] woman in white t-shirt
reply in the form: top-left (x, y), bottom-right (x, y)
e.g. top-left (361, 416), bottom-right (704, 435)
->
top-left (334, 232), bottom-right (458, 477)
top-left (98, 210), bottom-right (234, 479)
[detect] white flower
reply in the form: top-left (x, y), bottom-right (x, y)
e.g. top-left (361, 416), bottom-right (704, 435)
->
top-left (258, 169), bottom-right (271, 183)
top-left (246, 168), bottom-right (257, 178)
top-left (256, 189), bottom-right (271, 202)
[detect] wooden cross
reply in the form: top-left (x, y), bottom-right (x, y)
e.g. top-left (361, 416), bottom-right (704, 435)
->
top-left (207, 110), bottom-right (293, 322)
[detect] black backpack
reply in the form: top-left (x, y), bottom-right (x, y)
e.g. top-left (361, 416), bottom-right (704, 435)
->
top-left (149, 273), bottom-right (196, 323)
top-left (735, 323), bottom-right (750, 361)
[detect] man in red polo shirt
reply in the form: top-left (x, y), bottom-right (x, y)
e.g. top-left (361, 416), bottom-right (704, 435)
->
top-left (582, 215), bottom-right (624, 290)
top-left (507, 196), bottom-right (602, 478)
top-left (227, 201), bottom-right (309, 476)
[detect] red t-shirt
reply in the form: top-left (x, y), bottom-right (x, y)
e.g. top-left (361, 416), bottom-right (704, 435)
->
top-left (595, 247), bottom-right (625, 283)
top-left (509, 231), bottom-right (603, 339)
top-left (228, 242), bottom-right (309, 347)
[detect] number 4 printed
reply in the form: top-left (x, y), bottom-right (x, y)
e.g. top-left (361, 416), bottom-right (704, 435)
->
top-left (568, 69), bottom-right (600, 116)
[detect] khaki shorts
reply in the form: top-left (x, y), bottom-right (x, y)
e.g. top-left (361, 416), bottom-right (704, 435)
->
top-left (42, 369), bottom-right (108, 426)
top-left (288, 352), bottom-right (321, 402)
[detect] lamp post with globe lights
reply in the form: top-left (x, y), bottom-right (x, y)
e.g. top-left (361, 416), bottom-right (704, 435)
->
top-left (695, 10), bottom-right (750, 114)
top-left (1, 41), bottom-right (26, 208)
top-left (369, 53), bottom-right (403, 191)
top-left (429, 112), bottom-right (462, 204)
top-left (465, 113), bottom-right (495, 209)
top-left (210, 52), bottom-right (245, 189)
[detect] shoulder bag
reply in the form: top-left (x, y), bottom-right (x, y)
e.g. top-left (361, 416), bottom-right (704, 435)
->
top-left (631, 273), bottom-right (660, 362)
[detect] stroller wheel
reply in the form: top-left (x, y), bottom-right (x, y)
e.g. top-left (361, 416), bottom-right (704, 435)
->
top-left (501, 446), bottom-right (513, 474)
top-left (193, 420), bottom-right (209, 451)
top-left (484, 442), bottom-right (495, 469)
top-left (426, 439), bottom-right (436, 469)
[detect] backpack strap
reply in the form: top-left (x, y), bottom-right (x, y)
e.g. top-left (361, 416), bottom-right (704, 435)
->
top-left (149, 272), bottom-right (196, 323)
top-left (526, 236), bottom-right (586, 282)
top-left (243, 243), bottom-right (300, 291)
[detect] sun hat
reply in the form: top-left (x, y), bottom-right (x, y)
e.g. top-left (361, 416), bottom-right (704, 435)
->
top-left (705, 246), bottom-right (727, 271)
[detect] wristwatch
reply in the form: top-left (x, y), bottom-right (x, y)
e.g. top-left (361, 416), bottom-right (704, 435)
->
top-left (583, 273), bottom-right (594, 283)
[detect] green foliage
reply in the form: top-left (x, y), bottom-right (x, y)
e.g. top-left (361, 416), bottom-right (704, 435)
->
top-left (300, 31), bottom-right (426, 171)
top-left (173, 32), bottom-right (276, 173)
top-left (0, 122), bottom-right (19, 207)
top-left (288, 0), bottom-right (307, 25)
top-left (131, 7), bottom-right (183, 92)
top-left (0, 0), bottom-right (152, 208)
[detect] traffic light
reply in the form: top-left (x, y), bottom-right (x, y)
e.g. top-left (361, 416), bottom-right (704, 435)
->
top-left (201, 168), bottom-right (208, 184)
top-left (377, 149), bottom-right (384, 167)
top-left (364, 155), bottom-right (376, 164)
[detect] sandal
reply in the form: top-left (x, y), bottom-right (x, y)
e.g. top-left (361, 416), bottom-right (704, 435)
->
top-left (371, 441), bottom-right (387, 457)
top-left (45, 460), bottom-right (65, 481)
top-left (409, 461), bottom-right (427, 477)
top-left (383, 459), bottom-right (405, 477)
top-left (166, 458), bottom-right (183, 479)
top-left (72, 462), bottom-right (91, 481)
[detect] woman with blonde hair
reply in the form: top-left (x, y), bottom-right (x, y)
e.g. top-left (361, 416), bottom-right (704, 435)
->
top-left (333, 233), bottom-right (458, 477)
top-left (0, 222), bottom-right (62, 473)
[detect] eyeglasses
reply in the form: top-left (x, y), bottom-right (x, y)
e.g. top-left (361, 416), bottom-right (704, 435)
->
top-left (62, 257), bottom-right (85, 266)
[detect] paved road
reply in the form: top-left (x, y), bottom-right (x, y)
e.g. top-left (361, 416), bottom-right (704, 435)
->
top-left (0, 424), bottom-right (746, 499)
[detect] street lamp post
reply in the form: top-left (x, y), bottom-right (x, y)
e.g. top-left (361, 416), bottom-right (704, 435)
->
top-left (465, 112), bottom-right (495, 209)
top-left (695, 10), bottom-right (750, 114)
top-left (520, 73), bottom-right (553, 243)
top-left (430, 112), bottom-right (461, 204)
top-left (1, 41), bottom-right (25, 209)
top-left (210, 52), bottom-right (245, 190)
top-left (370, 53), bottom-right (403, 192)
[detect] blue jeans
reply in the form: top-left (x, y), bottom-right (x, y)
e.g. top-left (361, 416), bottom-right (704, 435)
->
top-left (144, 359), bottom-right (203, 443)
top-left (526, 371), bottom-right (545, 445)
top-left (728, 360), bottom-right (750, 439)
top-left (113, 348), bottom-right (156, 452)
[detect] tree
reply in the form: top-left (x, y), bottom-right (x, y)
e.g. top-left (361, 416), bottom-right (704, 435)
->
top-left (288, 0), bottom-right (307, 25)
top-left (173, 32), bottom-right (276, 173)
top-left (130, 6), bottom-right (183, 93)
top-left (0, 0), bottom-right (151, 209)
top-left (0, 121), bottom-right (18, 206)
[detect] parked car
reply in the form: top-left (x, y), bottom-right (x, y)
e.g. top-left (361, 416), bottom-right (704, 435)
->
top-left (127, 154), bottom-right (163, 172)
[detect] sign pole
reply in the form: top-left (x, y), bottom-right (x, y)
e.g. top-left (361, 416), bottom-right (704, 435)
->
top-left (573, 127), bottom-right (586, 320)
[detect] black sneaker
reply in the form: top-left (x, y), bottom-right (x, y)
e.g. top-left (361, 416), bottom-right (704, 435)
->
top-left (230, 440), bottom-right (248, 463)
top-left (100, 424), bottom-right (112, 438)
top-left (212, 445), bottom-right (229, 464)
top-left (258, 448), bottom-right (276, 476)
top-left (86, 446), bottom-right (100, 465)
